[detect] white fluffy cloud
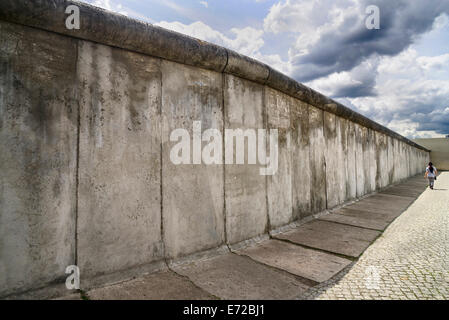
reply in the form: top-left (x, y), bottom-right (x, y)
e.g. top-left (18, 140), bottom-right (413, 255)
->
top-left (90, 0), bottom-right (129, 15)
top-left (156, 21), bottom-right (264, 57)
top-left (155, 20), bottom-right (293, 75)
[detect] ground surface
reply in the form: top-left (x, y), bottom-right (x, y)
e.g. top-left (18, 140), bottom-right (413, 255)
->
top-left (54, 172), bottom-right (447, 300)
top-left (305, 172), bottom-right (449, 300)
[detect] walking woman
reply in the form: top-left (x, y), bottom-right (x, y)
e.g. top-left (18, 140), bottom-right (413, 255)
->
top-left (424, 162), bottom-right (438, 189)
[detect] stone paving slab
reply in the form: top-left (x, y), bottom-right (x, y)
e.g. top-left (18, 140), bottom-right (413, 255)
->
top-left (305, 172), bottom-right (449, 300)
top-left (319, 211), bottom-right (389, 231)
top-left (274, 220), bottom-right (381, 258)
top-left (344, 202), bottom-right (405, 218)
top-left (363, 193), bottom-right (416, 205)
top-left (380, 185), bottom-right (426, 197)
top-left (361, 195), bottom-right (415, 205)
top-left (171, 253), bottom-right (310, 299)
top-left (349, 198), bottom-right (411, 211)
top-left (86, 270), bottom-right (216, 300)
top-left (336, 206), bottom-right (396, 218)
top-left (235, 239), bottom-right (352, 283)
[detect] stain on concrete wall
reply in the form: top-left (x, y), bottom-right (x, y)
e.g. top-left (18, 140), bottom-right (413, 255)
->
top-left (291, 100), bottom-right (311, 219)
top-left (309, 107), bottom-right (326, 213)
top-left (355, 124), bottom-right (365, 197)
top-left (346, 121), bottom-right (357, 200)
top-left (266, 88), bottom-right (293, 228)
top-left (77, 41), bottom-right (164, 278)
top-left (368, 129), bottom-right (377, 193)
top-left (375, 132), bottom-right (388, 189)
top-left (224, 74), bottom-right (267, 244)
top-left (161, 60), bottom-right (225, 258)
top-left (0, 22), bottom-right (78, 296)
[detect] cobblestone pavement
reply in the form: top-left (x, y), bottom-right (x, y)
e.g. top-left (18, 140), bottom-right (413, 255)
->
top-left (303, 172), bottom-right (449, 300)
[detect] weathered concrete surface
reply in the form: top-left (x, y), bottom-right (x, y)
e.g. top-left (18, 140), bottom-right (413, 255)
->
top-left (364, 193), bottom-right (416, 205)
top-left (235, 239), bottom-right (352, 283)
top-left (224, 74), bottom-right (267, 244)
top-left (375, 132), bottom-right (389, 189)
top-left (77, 41), bottom-right (164, 278)
top-left (0, 1), bottom-right (432, 297)
top-left (291, 100), bottom-right (312, 219)
top-left (339, 118), bottom-right (357, 201)
top-left (387, 136), bottom-right (395, 184)
top-left (224, 49), bottom-right (269, 84)
top-left (345, 122), bottom-right (357, 200)
top-left (320, 193), bottom-right (418, 231)
top-left (368, 129), bottom-right (377, 192)
top-left (274, 220), bottom-right (380, 258)
top-left (345, 200), bottom-right (411, 218)
top-left (413, 138), bottom-right (449, 170)
top-left (161, 60), bottom-right (225, 258)
top-left (380, 184), bottom-right (427, 198)
top-left (355, 124), bottom-right (365, 197)
top-left (0, 21), bottom-right (78, 296)
top-left (87, 270), bottom-right (216, 300)
top-left (172, 253), bottom-right (311, 299)
top-left (309, 107), bottom-right (327, 213)
top-left (310, 172), bottom-right (449, 300)
top-left (320, 209), bottom-right (392, 231)
top-left (45, 173), bottom-right (429, 300)
top-left (324, 112), bottom-right (345, 208)
top-left (362, 127), bottom-right (372, 195)
top-left (266, 88), bottom-right (293, 228)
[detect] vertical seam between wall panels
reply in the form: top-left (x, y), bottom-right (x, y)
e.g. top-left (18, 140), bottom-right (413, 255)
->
top-left (322, 111), bottom-right (328, 210)
top-left (307, 105), bottom-right (313, 215)
top-left (159, 60), bottom-right (166, 262)
top-left (368, 129), bottom-right (372, 194)
top-left (263, 85), bottom-right (271, 233)
top-left (290, 101), bottom-right (294, 221)
top-left (221, 49), bottom-right (229, 73)
top-left (354, 124), bottom-right (358, 199)
top-left (306, 103), bottom-right (311, 219)
top-left (222, 72), bottom-right (228, 246)
top-left (74, 39), bottom-right (80, 266)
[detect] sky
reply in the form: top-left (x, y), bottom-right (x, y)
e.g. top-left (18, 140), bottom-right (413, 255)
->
top-left (80, 0), bottom-right (449, 139)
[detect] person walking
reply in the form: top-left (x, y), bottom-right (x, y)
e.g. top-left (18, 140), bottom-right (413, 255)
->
top-left (424, 162), bottom-right (438, 189)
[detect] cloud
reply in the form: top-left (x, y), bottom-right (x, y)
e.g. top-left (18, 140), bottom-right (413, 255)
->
top-left (306, 56), bottom-right (379, 98)
top-left (199, 1), bottom-right (208, 8)
top-left (155, 21), bottom-right (265, 57)
top-left (264, 0), bottom-right (449, 82)
top-left (342, 48), bottom-right (449, 137)
top-left (89, 0), bottom-right (129, 16)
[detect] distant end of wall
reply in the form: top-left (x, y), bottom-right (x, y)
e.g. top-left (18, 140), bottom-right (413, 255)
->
top-left (413, 138), bottom-right (449, 170)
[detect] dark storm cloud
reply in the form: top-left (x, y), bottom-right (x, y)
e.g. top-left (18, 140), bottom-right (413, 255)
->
top-left (292, 0), bottom-right (449, 83)
top-left (412, 109), bottom-right (449, 135)
top-left (339, 95), bottom-right (449, 137)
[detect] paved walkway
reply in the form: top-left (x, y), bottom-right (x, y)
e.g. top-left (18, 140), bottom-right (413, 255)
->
top-left (305, 172), bottom-right (449, 300)
top-left (51, 172), bottom-right (447, 300)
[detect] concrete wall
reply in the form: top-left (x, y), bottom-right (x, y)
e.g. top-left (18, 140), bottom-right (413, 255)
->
top-left (0, 0), bottom-right (430, 297)
top-left (413, 138), bottom-right (449, 170)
